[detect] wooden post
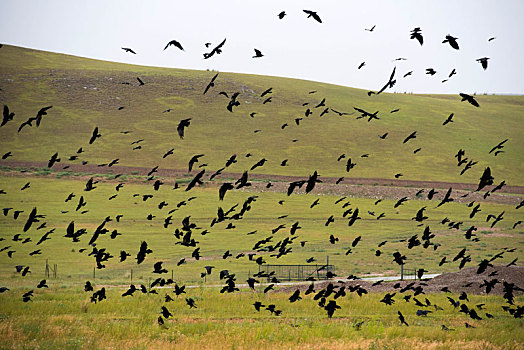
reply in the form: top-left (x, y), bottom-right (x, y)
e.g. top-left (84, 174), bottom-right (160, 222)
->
top-left (93, 267), bottom-right (95, 279)
top-left (401, 263), bottom-right (404, 281)
top-left (54, 264), bottom-right (57, 278)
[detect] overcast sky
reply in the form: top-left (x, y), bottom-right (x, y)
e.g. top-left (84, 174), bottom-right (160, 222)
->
top-left (1, 0), bottom-right (523, 94)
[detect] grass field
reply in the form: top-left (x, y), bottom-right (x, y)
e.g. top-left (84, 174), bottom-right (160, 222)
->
top-left (0, 175), bottom-right (522, 284)
top-left (0, 45), bottom-right (523, 349)
top-left (1, 287), bottom-right (523, 349)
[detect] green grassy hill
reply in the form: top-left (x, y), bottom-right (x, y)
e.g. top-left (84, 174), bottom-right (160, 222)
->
top-left (1, 44), bottom-right (522, 185)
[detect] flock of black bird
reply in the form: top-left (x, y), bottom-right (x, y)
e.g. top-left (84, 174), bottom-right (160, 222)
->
top-left (0, 8), bottom-right (523, 331)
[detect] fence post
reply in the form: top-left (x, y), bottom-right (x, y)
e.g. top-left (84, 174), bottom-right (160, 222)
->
top-left (401, 263), bottom-right (404, 281)
top-left (54, 264), bottom-right (57, 278)
top-left (93, 267), bottom-right (95, 279)
top-left (130, 269), bottom-right (133, 283)
top-left (45, 259), bottom-right (49, 278)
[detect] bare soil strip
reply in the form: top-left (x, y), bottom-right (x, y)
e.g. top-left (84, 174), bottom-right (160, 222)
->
top-left (2, 161), bottom-right (522, 205)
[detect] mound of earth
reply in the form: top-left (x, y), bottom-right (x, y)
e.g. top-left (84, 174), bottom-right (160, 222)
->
top-left (277, 265), bottom-right (524, 296)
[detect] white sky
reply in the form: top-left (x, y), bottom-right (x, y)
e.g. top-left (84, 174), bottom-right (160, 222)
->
top-left (1, 0), bottom-right (523, 94)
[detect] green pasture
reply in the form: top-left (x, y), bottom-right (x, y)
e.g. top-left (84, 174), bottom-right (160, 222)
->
top-left (0, 176), bottom-right (521, 286)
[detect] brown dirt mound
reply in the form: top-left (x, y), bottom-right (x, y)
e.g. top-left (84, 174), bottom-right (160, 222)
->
top-left (277, 265), bottom-right (524, 296)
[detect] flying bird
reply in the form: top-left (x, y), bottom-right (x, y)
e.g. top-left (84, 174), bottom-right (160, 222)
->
top-left (250, 158), bottom-right (267, 171)
top-left (459, 93), bottom-right (479, 107)
top-left (164, 39), bottom-right (184, 51)
top-left (2, 105), bottom-right (15, 127)
top-left (136, 241), bottom-right (153, 264)
top-left (403, 131), bottom-right (417, 143)
top-left (252, 49), bottom-right (264, 58)
top-left (476, 57), bottom-right (490, 70)
top-left (203, 38), bottom-right (226, 59)
top-left (186, 170), bottom-right (205, 191)
top-left (489, 139), bottom-right (508, 154)
top-left (89, 127), bottom-right (102, 144)
top-left (47, 153), bottom-right (60, 168)
top-left (227, 92), bottom-right (241, 112)
top-left (398, 311), bottom-right (409, 326)
top-left (476, 167), bottom-right (494, 192)
top-left (373, 66), bottom-right (396, 95)
top-left (219, 183), bottom-right (234, 201)
top-left (278, 11), bottom-right (286, 19)
top-left (442, 34), bottom-right (459, 50)
top-left (303, 10), bottom-right (322, 23)
top-left (177, 118), bottom-right (191, 139)
top-left (203, 73), bottom-right (219, 95)
top-left (188, 154), bottom-right (205, 172)
top-left (410, 27), bottom-right (423, 45)
top-left (122, 47), bottom-right (136, 54)
top-left (443, 113), bottom-right (454, 125)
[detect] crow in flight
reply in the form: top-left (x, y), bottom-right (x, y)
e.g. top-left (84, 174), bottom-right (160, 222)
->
top-left (1, 105), bottom-right (15, 127)
top-left (177, 118), bottom-right (191, 139)
top-left (89, 127), bottom-right (102, 144)
top-left (372, 66), bottom-right (396, 95)
top-left (164, 39), bottom-right (184, 51)
top-left (252, 49), bottom-right (264, 58)
top-left (410, 27), bottom-right (423, 45)
top-left (122, 47), bottom-right (136, 54)
top-left (203, 73), bottom-right (219, 95)
top-left (203, 38), bottom-right (226, 59)
top-left (476, 57), bottom-right (490, 70)
top-left (443, 35), bottom-right (459, 50)
top-left (303, 10), bottom-right (322, 23)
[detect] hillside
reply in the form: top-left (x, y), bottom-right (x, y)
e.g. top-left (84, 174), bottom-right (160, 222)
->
top-left (0, 44), bottom-right (523, 186)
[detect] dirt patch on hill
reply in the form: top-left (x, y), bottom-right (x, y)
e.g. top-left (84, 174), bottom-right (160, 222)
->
top-left (1, 161), bottom-right (523, 205)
